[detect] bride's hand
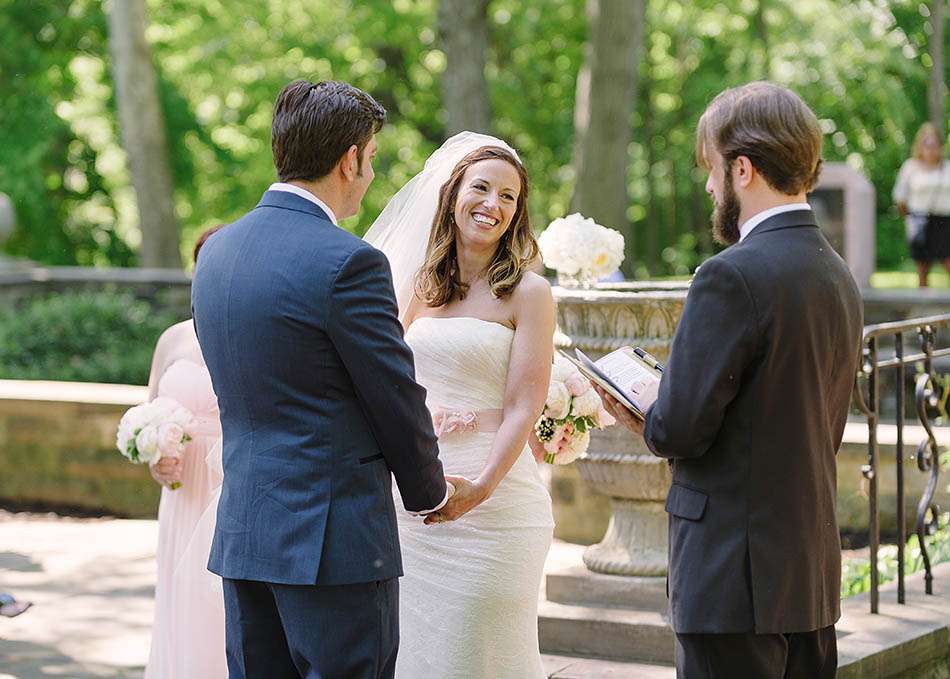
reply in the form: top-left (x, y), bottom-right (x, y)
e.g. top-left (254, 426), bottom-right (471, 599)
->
top-left (424, 475), bottom-right (488, 524)
top-left (527, 431), bottom-right (546, 463)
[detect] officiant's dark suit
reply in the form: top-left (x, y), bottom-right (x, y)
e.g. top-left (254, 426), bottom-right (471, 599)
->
top-left (643, 205), bottom-right (863, 676)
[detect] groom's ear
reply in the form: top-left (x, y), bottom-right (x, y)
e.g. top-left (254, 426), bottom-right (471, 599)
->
top-left (339, 144), bottom-right (360, 182)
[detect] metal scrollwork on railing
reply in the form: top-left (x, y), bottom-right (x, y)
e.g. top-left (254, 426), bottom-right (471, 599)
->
top-left (852, 313), bottom-right (950, 614)
top-left (914, 324), bottom-right (944, 596)
top-left (853, 345), bottom-right (875, 481)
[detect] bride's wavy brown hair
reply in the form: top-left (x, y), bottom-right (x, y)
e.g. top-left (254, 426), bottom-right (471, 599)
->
top-left (415, 146), bottom-right (538, 307)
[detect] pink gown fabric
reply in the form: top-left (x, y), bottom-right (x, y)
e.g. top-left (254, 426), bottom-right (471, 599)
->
top-left (145, 358), bottom-right (226, 679)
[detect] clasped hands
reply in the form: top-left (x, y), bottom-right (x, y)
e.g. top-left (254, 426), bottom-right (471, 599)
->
top-left (423, 475), bottom-right (488, 525)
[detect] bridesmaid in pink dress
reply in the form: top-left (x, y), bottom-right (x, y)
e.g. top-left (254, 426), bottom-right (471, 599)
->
top-left (144, 227), bottom-right (226, 678)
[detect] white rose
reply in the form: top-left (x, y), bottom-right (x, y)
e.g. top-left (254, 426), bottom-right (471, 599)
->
top-left (572, 388), bottom-right (603, 418)
top-left (117, 404), bottom-right (151, 458)
top-left (135, 425), bottom-right (161, 464)
top-left (545, 381), bottom-right (571, 420)
top-left (120, 403), bottom-right (151, 431)
top-left (156, 422), bottom-right (186, 458)
top-left (551, 354), bottom-right (579, 383)
top-left (539, 214), bottom-right (599, 275)
top-left (116, 422), bottom-right (134, 458)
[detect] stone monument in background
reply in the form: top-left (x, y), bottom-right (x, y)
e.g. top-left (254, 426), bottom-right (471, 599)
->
top-left (0, 193), bottom-right (14, 255)
top-left (808, 162), bottom-right (876, 288)
top-left (0, 193), bottom-right (28, 272)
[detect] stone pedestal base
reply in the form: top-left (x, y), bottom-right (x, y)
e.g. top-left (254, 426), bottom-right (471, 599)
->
top-left (583, 498), bottom-right (668, 576)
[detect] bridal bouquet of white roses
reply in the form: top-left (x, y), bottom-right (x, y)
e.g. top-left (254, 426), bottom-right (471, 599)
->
top-left (537, 213), bottom-right (625, 284)
top-left (116, 397), bottom-right (194, 489)
top-left (534, 354), bottom-right (615, 465)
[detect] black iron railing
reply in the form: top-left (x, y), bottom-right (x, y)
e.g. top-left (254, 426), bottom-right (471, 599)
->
top-left (852, 313), bottom-right (949, 613)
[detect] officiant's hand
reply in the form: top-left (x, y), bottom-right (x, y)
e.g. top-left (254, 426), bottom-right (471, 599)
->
top-left (593, 384), bottom-right (645, 437)
top-left (424, 475), bottom-right (486, 524)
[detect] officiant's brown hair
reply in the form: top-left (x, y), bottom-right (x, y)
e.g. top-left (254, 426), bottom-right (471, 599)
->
top-left (696, 82), bottom-right (823, 195)
top-left (272, 80), bottom-right (386, 182)
top-left (416, 146), bottom-right (538, 307)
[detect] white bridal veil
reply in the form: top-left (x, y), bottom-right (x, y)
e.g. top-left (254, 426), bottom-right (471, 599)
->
top-left (363, 131), bottom-right (521, 321)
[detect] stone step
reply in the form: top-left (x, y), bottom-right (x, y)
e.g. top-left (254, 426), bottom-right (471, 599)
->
top-left (546, 568), bottom-right (668, 612)
top-left (542, 653), bottom-right (674, 678)
top-left (538, 599), bottom-right (674, 665)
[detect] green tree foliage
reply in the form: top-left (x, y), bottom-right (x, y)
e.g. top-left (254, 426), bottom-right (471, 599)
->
top-left (0, 0), bottom-right (946, 274)
top-left (0, 0), bottom-right (134, 265)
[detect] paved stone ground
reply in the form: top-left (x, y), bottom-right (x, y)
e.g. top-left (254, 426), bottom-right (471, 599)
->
top-left (5, 511), bottom-right (945, 678)
top-left (0, 511), bottom-right (666, 678)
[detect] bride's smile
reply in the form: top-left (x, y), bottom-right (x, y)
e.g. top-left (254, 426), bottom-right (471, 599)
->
top-left (453, 158), bottom-right (521, 246)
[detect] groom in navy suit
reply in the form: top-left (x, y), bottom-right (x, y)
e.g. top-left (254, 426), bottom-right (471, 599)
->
top-left (192, 80), bottom-right (452, 678)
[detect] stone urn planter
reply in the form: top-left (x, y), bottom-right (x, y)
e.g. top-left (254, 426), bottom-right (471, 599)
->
top-left (552, 282), bottom-right (688, 576)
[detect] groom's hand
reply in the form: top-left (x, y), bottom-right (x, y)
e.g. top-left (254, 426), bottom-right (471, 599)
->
top-left (593, 384), bottom-right (645, 436)
top-left (424, 475), bottom-right (485, 525)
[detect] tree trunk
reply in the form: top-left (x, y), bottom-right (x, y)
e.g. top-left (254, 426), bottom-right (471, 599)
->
top-left (929, 0), bottom-right (946, 137)
top-left (108, 0), bottom-right (181, 268)
top-left (571, 0), bottom-right (646, 272)
top-left (438, 0), bottom-right (492, 136)
top-left (641, 66), bottom-right (659, 273)
top-left (752, 0), bottom-right (771, 80)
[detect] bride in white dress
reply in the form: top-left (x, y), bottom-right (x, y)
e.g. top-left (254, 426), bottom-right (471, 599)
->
top-left (365, 132), bottom-right (555, 679)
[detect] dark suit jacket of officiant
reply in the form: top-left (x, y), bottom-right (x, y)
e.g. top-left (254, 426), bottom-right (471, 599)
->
top-left (644, 209), bottom-right (863, 635)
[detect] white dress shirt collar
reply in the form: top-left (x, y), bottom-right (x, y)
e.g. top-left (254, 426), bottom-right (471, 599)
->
top-left (268, 182), bottom-right (338, 225)
top-left (738, 202), bottom-right (811, 243)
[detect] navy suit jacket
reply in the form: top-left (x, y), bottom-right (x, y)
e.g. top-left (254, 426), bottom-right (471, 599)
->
top-left (192, 190), bottom-right (446, 586)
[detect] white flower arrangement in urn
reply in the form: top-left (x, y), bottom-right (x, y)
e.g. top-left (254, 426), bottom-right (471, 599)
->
top-left (534, 354), bottom-right (616, 465)
top-left (537, 213), bottom-right (625, 287)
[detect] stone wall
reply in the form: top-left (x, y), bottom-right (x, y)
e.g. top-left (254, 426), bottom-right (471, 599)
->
top-left (0, 266), bottom-right (192, 318)
top-left (0, 379), bottom-right (945, 535)
top-left (0, 380), bottom-right (158, 518)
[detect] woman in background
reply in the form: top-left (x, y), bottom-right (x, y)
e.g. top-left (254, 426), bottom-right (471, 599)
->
top-left (145, 226), bottom-right (225, 679)
top-left (893, 123), bottom-right (950, 287)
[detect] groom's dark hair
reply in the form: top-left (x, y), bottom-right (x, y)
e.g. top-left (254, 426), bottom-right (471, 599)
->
top-left (695, 81), bottom-right (823, 195)
top-left (272, 80), bottom-right (386, 182)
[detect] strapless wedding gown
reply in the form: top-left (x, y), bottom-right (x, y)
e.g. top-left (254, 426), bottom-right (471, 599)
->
top-left (395, 317), bottom-right (555, 679)
top-left (145, 359), bottom-right (226, 679)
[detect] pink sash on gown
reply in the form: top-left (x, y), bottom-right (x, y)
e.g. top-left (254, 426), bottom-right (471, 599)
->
top-left (145, 359), bottom-right (226, 679)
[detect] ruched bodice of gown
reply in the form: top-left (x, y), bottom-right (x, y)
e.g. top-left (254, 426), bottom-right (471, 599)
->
top-left (408, 316), bottom-right (512, 411)
top-left (395, 317), bottom-right (554, 679)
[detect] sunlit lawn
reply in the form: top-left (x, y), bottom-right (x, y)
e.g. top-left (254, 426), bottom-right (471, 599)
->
top-left (871, 268), bottom-right (950, 289)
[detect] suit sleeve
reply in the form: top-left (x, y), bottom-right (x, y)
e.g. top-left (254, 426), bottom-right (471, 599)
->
top-left (644, 256), bottom-right (759, 459)
top-left (327, 245), bottom-right (446, 512)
